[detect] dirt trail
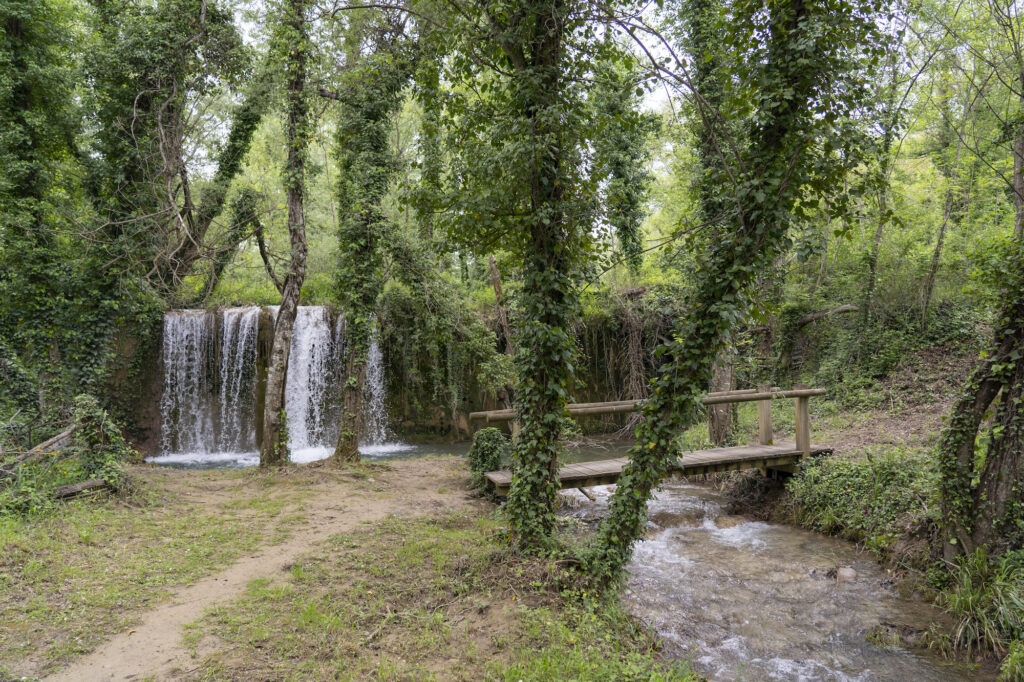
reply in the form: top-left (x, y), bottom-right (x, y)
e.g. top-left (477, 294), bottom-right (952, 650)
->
top-left (46, 457), bottom-right (478, 682)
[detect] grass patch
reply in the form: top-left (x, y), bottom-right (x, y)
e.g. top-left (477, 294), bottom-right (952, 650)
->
top-left (189, 513), bottom-right (697, 681)
top-left (931, 549), bottom-right (1024, 674)
top-left (0, 468), bottom-right (319, 678)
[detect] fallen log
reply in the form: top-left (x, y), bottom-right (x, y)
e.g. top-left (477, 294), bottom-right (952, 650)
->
top-left (1, 425), bottom-right (78, 481)
top-left (52, 478), bottom-right (109, 499)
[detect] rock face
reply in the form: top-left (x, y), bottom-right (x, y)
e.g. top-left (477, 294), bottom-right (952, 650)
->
top-left (837, 567), bottom-right (858, 581)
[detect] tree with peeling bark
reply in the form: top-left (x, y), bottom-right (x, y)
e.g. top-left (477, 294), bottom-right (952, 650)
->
top-left (260, 0), bottom-right (311, 466)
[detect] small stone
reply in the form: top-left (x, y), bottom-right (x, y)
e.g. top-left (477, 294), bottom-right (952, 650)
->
top-left (837, 567), bottom-right (857, 581)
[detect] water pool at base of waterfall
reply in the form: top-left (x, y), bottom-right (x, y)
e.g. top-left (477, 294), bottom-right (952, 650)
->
top-left (146, 441), bottom-right (468, 469)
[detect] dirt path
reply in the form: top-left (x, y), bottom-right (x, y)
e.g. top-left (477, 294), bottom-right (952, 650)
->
top-left (45, 457), bottom-right (479, 682)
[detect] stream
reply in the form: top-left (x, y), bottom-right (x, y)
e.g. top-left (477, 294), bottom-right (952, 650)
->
top-left (564, 479), bottom-right (991, 681)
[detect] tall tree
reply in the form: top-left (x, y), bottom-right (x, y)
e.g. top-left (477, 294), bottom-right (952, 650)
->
top-left (330, 33), bottom-right (414, 463)
top-left (934, 0), bottom-right (1024, 559)
top-left (0, 0), bottom-right (78, 413)
top-left (260, 0), bottom-right (311, 465)
top-left (582, 0), bottom-right (884, 582)
top-left (439, 0), bottom-right (611, 551)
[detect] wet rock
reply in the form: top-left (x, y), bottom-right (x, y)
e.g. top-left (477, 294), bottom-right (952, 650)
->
top-left (837, 567), bottom-right (858, 581)
top-left (866, 622), bottom-right (926, 649)
top-left (714, 515), bottom-right (747, 529)
top-left (649, 509), bottom-right (703, 529)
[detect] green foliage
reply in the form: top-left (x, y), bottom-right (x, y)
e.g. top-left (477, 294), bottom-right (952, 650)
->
top-left (1, 395), bottom-right (134, 517)
top-left (68, 395), bottom-right (133, 488)
top-left (333, 43), bottom-right (414, 360)
top-left (940, 548), bottom-right (1024, 659)
top-left (781, 448), bottom-right (939, 564)
top-left (1002, 640), bottom-right (1024, 681)
top-left (467, 427), bottom-right (510, 493)
top-left (593, 59), bottom-right (659, 274)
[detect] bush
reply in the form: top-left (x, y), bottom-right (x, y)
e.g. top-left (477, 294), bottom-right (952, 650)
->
top-left (467, 427), bottom-right (509, 493)
top-left (1002, 640), bottom-right (1024, 681)
top-left (780, 447), bottom-right (939, 565)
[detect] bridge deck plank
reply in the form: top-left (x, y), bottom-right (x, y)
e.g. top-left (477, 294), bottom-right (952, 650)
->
top-left (484, 442), bottom-right (828, 493)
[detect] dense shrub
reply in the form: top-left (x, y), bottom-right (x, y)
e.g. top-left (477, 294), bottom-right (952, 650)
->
top-left (467, 427), bottom-right (510, 494)
top-left (780, 447), bottom-right (939, 565)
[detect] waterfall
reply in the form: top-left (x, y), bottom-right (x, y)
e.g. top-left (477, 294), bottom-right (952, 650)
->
top-left (285, 307), bottom-right (338, 455)
top-left (218, 307), bottom-right (260, 452)
top-left (155, 305), bottom-right (409, 466)
top-left (160, 310), bottom-right (216, 454)
top-left (362, 333), bottom-right (392, 446)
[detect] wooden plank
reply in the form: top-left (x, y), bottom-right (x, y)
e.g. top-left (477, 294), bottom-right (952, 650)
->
top-left (795, 396), bottom-right (811, 458)
top-left (485, 443), bottom-right (829, 494)
top-left (470, 387), bottom-right (794, 421)
top-left (702, 388), bottom-right (826, 406)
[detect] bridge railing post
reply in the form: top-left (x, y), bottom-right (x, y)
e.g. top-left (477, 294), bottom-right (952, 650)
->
top-left (757, 383), bottom-right (773, 445)
top-left (794, 396), bottom-right (810, 459)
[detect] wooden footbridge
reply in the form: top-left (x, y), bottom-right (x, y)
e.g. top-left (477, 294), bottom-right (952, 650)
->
top-left (471, 387), bottom-right (830, 497)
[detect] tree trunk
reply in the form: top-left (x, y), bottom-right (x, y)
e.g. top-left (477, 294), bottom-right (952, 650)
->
top-left (333, 347), bottom-right (366, 462)
top-left (859, 53), bottom-right (901, 337)
top-left (939, 295), bottom-right (1024, 560)
top-left (260, 0), bottom-right (308, 466)
top-left (501, 0), bottom-right (576, 551)
top-left (923, 87), bottom-right (969, 330)
top-left (1015, 125), bottom-right (1024, 238)
top-left (708, 347), bottom-right (734, 446)
top-left (489, 255), bottom-right (515, 410)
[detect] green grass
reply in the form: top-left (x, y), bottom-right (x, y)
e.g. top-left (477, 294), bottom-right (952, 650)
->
top-left (0, 469), bottom-right (319, 678)
top-left (188, 513), bottom-right (698, 681)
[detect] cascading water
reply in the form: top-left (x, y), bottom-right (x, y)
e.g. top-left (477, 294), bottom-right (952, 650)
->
top-left (153, 305), bottom-right (411, 467)
top-left (219, 307), bottom-right (260, 452)
top-left (160, 310), bottom-right (215, 454)
top-left (285, 307), bottom-right (339, 459)
top-left (359, 330), bottom-right (414, 457)
top-left (154, 306), bottom-right (345, 466)
top-left (362, 334), bottom-right (391, 445)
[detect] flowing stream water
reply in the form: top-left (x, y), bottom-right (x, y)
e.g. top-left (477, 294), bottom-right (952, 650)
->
top-left (565, 478), bottom-right (992, 682)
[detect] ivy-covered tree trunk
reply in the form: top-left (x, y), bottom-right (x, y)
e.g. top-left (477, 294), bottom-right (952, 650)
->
top-left (328, 43), bottom-right (412, 465)
top-left (583, 0), bottom-right (864, 583)
top-left (334, 348), bottom-right (367, 461)
top-left (494, 0), bottom-right (579, 552)
top-left (687, 0), bottom-right (736, 447)
top-left (939, 274), bottom-right (1024, 560)
top-left (260, 0), bottom-right (309, 466)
